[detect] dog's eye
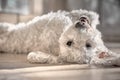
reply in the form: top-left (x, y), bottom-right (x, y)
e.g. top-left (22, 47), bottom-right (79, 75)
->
top-left (86, 43), bottom-right (92, 49)
top-left (66, 40), bottom-right (73, 47)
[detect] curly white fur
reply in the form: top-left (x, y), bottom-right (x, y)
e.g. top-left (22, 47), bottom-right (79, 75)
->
top-left (0, 9), bottom-right (119, 66)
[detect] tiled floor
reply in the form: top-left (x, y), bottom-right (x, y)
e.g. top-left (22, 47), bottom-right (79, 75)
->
top-left (0, 43), bottom-right (120, 80)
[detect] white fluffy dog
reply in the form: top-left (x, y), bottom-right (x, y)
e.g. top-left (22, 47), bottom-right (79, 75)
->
top-left (0, 9), bottom-right (120, 66)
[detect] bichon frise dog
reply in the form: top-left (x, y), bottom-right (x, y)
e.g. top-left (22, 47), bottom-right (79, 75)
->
top-left (0, 9), bottom-right (120, 66)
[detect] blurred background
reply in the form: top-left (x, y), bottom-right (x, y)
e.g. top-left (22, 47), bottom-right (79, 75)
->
top-left (0, 0), bottom-right (120, 42)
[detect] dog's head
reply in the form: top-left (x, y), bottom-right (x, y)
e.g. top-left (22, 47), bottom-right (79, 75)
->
top-left (59, 14), bottom-right (100, 63)
top-left (59, 10), bottom-right (116, 65)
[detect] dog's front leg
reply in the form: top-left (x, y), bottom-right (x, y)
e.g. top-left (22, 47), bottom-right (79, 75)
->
top-left (27, 51), bottom-right (59, 64)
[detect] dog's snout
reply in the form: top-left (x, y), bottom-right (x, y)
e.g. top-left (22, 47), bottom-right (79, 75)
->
top-left (98, 52), bottom-right (110, 58)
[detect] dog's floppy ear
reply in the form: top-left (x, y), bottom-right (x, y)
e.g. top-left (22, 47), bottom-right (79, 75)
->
top-left (75, 21), bottom-right (84, 29)
top-left (79, 9), bottom-right (100, 29)
top-left (79, 15), bottom-right (90, 25)
top-left (70, 9), bottom-right (100, 29)
top-left (75, 15), bottom-right (93, 30)
top-left (86, 10), bottom-right (100, 29)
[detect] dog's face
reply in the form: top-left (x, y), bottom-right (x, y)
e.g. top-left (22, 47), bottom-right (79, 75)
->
top-left (59, 15), bottom-right (96, 63)
top-left (59, 14), bottom-right (109, 64)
